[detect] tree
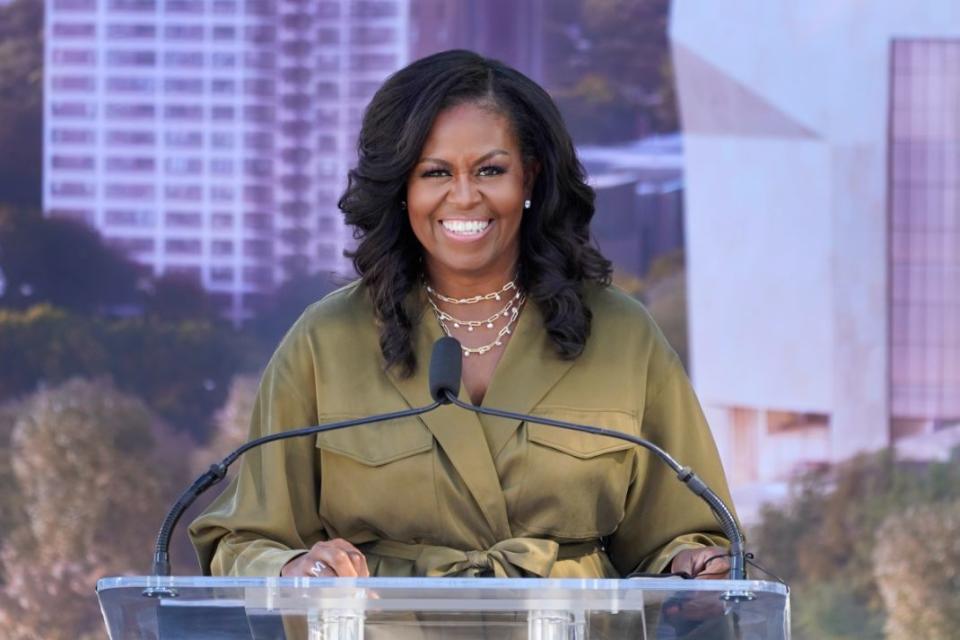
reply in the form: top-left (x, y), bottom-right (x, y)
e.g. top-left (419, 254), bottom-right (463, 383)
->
top-left (0, 0), bottom-right (43, 208)
top-left (873, 500), bottom-right (960, 640)
top-left (0, 378), bottom-right (192, 639)
top-left (246, 269), bottom-right (340, 351)
top-left (750, 450), bottom-right (960, 640)
top-left (0, 207), bottom-right (144, 313)
top-left (544, 0), bottom-right (678, 143)
top-left (0, 306), bottom-right (255, 440)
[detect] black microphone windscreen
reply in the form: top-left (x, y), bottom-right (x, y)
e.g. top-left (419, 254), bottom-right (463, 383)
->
top-left (429, 337), bottom-right (462, 403)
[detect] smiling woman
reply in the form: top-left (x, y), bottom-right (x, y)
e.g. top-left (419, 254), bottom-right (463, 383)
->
top-left (189, 50), bottom-right (736, 584)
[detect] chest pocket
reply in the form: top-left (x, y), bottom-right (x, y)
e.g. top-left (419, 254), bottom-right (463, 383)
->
top-left (513, 408), bottom-right (637, 539)
top-left (314, 416), bottom-right (437, 539)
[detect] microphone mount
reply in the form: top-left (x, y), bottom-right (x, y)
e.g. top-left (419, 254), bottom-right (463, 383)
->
top-left (441, 388), bottom-right (749, 594)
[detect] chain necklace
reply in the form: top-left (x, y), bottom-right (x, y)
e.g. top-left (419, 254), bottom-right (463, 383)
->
top-left (426, 290), bottom-right (521, 332)
top-left (425, 279), bottom-right (518, 305)
top-left (431, 293), bottom-right (526, 357)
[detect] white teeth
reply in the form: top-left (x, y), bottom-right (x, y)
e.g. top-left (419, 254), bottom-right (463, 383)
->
top-left (441, 219), bottom-right (490, 235)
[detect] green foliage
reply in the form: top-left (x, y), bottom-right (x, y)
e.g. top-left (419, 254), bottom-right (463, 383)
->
top-left (0, 305), bottom-right (256, 439)
top-left (750, 450), bottom-right (960, 640)
top-left (0, 0), bottom-right (43, 207)
top-left (0, 206), bottom-right (144, 312)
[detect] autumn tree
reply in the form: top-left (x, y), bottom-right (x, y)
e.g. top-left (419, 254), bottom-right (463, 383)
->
top-left (0, 378), bottom-right (193, 639)
top-left (873, 500), bottom-right (960, 640)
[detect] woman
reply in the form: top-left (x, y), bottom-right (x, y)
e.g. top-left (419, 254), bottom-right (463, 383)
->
top-left (189, 50), bottom-right (735, 581)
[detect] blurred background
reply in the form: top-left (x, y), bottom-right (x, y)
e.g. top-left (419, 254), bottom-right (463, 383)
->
top-left (0, 0), bottom-right (958, 637)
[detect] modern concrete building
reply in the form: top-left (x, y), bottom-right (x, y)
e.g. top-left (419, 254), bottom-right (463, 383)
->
top-left (43, 0), bottom-right (408, 322)
top-left (671, 1), bottom-right (960, 520)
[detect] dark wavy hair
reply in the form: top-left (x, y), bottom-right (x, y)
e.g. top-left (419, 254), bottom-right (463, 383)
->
top-left (338, 49), bottom-right (612, 376)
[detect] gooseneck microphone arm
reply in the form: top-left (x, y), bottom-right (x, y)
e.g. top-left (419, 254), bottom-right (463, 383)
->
top-left (148, 338), bottom-right (463, 583)
top-left (150, 401), bottom-right (441, 579)
top-left (430, 337), bottom-right (746, 583)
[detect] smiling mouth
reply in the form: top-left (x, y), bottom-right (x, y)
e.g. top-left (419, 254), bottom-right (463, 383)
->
top-left (440, 219), bottom-right (492, 236)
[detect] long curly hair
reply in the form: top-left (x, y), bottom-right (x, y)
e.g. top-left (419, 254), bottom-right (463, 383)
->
top-left (339, 50), bottom-right (612, 376)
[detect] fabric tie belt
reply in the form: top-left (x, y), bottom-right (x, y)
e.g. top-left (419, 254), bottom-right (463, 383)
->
top-left (361, 538), bottom-right (601, 578)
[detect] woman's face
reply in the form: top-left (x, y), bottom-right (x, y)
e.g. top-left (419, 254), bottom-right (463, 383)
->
top-left (406, 102), bottom-right (532, 285)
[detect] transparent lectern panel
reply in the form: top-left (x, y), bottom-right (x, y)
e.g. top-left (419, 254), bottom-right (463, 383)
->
top-left (97, 576), bottom-right (790, 640)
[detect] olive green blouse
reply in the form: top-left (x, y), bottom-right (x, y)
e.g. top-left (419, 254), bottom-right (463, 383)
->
top-left (188, 281), bottom-right (736, 578)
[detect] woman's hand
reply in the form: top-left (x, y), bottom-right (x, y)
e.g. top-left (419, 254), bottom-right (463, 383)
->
top-left (281, 539), bottom-right (370, 577)
top-left (669, 546), bottom-right (730, 579)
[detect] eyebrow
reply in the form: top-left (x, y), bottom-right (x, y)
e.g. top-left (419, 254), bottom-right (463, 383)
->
top-left (418, 149), bottom-right (510, 166)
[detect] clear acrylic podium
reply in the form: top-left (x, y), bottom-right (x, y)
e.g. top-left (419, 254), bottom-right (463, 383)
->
top-left (97, 576), bottom-right (789, 639)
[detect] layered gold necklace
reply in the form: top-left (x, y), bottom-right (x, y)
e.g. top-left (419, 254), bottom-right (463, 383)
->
top-left (425, 279), bottom-right (525, 357)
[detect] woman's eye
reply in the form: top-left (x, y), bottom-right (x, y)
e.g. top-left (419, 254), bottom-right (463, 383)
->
top-left (478, 165), bottom-right (506, 177)
top-left (421, 168), bottom-right (449, 178)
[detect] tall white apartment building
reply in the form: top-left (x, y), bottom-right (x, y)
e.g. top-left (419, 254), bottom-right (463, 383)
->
top-left (43, 0), bottom-right (408, 322)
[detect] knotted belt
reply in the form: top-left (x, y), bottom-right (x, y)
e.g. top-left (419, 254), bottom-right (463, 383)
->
top-left (362, 538), bottom-right (601, 578)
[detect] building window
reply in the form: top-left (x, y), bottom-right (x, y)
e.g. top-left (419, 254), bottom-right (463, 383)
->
top-left (165, 184), bottom-right (202, 201)
top-left (106, 130), bottom-right (155, 145)
top-left (52, 23), bottom-right (96, 37)
top-left (211, 105), bottom-right (235, 121)
top-left (165, 78), bottom-right (203, 93)
top-left (211, 79), bottom-right (236, 95)
top-left (164, 51), bottom-right (204, 68)
top-left (211, 213), bottom-right (234, 229)
top-left (165, 24), bottom-right (203, 39)
top-left (106, 23), bottom-right (155, 39)
top-left (51, 128), bottom-right (95, 144)
top-left (211, 186), bottom-right (234, 201)
top-left (166, 238), bottom-right (202, 255)
top-left (105, 209), bottom-right (155, 226)
top-left (210, 158), bottom-right (234, 174)
top-left (51, 101), bottom-right (96, 118)
top-left (108, 0), bottom-right (156, 10)
top-left (52, 49), bottom-right (96, 65)
top-left (51, 155), bottom-right (94, 170)
top-left (889, 39), bottom-right (960, 420)
top-left (106, 50), bottom-right (156, 66)
top-left (165, 131), bottom-right (202, 148)
top-left (53, 0), bottom-right (96, 10)
top-left (105, 103), bottom-right (156, 119)
top-left (210, 266), bottom-right (234, 283)
top-left (105, 157), bottom-right (155, 172)
top-left (212, 25), bottom-right (236, 40)
top-left (106, 77), bottom-right (155, 92)
top-left (212, 239), bottom-right (234, 256)
top-left (50, 181), bottom-right (94, 197)
top-left (165, 211), bottom-right (202, 227)
top-left (165, 157), bottom-right (202, 175)
top-left (109, 236), bottom-right (155, 253)
top-left (52, 75), bottom-right (95, 91)
top-left (165, 104), bottom-right (203, 121)
top-left (105, 183), bottom-right (155, 198)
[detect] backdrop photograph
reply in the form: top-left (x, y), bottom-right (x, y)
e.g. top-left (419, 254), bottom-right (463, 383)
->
top-left (0, 0), bottom-right (957, 638)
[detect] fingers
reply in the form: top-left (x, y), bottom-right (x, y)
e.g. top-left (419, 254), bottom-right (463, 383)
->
top-left (669, 547), bottom-right (731, 580)
top-left (691, 548), bottom-right (730, 580)
top-left (308, 539), bottom-right (370, 578)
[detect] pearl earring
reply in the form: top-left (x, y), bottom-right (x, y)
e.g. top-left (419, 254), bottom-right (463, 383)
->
top-left (523, 199), bottom-right (531, 210)
top-left (401, 201), bottom-right (407, 210)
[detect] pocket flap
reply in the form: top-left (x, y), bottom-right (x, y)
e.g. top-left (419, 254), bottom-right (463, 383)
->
top-left (314, 415), bottom-right (433, 466)
top-left (526, 408), bottom-right (638, 459)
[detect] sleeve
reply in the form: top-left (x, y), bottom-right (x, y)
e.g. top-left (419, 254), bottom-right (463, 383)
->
top-left (607, 333), bottom-right (739, 576)
top-left (187, 314), bottom-right (325, 576)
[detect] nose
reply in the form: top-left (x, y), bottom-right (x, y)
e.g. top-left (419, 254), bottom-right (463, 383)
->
top-left (447, 173), bottom-right (481, 209)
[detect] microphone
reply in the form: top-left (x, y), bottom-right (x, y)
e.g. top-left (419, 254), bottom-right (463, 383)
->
top-left (439, 338), bottom-right (748, 590)
top-left (145, 338), bottom-right (456, 594)
top-left (429, 336), bottom-right (462, 403)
